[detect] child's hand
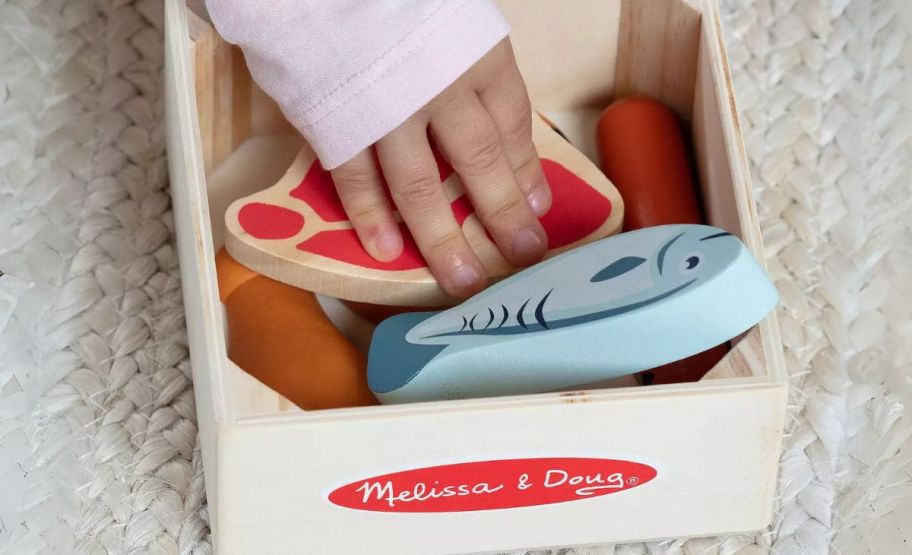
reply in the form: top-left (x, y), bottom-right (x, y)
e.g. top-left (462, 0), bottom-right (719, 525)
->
top-left (330, 39), bottom-right (551, 299)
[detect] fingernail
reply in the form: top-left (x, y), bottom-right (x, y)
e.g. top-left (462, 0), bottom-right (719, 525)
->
top-left (373, 228), bottom-right (403, 260)
top-left (366, 225), bottom-right (402, 261)
top-left (448, 257), bottom-right (483, 293)
top-left (527, 185), bottom-right (552, 217)
top-left (511, 227), bottom-right (546, 263)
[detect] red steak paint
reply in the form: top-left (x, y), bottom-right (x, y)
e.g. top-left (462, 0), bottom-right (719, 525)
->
top-left (238, 202), bottom-right (305, 240)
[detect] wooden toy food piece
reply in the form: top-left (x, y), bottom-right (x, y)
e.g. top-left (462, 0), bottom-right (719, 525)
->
top-left (535, 111), bottom-right (570, 141)
top-left (596, 96), bottom-right (703, 229)
top-left (645, 343), bottom-right (730, 385)
top-left (216, 249), bottom-right (377, 410)
top-left (367, 224), bottom-right (778, 404)
top-left (340, 300), bottom-right (447, 326)
top-left (224, 116), bottom-right (624, 307)
top-left (216, 247), bottom-right (259, 300)
top-left (596, 96), bottom-right (728, 383)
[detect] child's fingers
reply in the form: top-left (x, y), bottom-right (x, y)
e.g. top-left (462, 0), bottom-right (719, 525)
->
top-left (430, 95), bottom-right (547, 268)
top-left (376, 120), bottom-right (486, 299)
top-left (477, 44), bottom-right (552, 217)
top-left (331, 149), bottom-right (403, 262)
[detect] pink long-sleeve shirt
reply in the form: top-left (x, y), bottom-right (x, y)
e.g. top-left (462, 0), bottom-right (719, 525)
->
top-left (206, 0), bottom-right (511, 169)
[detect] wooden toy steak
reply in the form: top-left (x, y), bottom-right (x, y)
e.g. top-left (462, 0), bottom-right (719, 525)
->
top-left (224, 117), bottom-right (624, 306)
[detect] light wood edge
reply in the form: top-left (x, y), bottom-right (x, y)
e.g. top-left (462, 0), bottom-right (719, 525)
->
top-left (189, 12), bottom-right (251, 175)
top-left (186, 0), bottom-right (209, 23)
top-left (232, 377), bottom-right (783, 428)
top-left (222, 116), bottom-right (624, 307)
top-left (166, 0), bottom-right (231, 539)
top-left (695, 0), bottom-right (787, 386)
top-left (615, 0), bottom-right (702, 119)
top-left (702, 326), bottom-right (763, 380)
top-left (188, 12), bottom-right (295, 153)
top-left (228, 359), bottom-right (302, 415)
top-left (167, 0), bottom-right (232, 424)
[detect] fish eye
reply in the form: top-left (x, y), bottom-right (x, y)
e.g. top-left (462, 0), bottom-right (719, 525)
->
top-left (679, 252), bottom-right (703, 273)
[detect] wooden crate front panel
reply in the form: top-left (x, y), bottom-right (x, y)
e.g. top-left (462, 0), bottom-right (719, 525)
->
top-left (217, 384), bottom-right (786, 553)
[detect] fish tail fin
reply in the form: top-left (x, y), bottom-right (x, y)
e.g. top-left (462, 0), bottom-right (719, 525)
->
top-left (367, 311), bottom-right (446, 398)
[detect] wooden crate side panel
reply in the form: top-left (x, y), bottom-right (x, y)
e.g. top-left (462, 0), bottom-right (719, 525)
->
top-left (188, 11), bottom-right (252, 176)
top-left (188, 12), bottom-right (295, 175)
top-left (615, 0), bottom-right (702, 119)
top-left (228, 359), bottom-right (301, 415)
top-left (691, 10), bottom-right (746, 247)
top-left (703, 326), bottom-right (765, 379)
top-left (249, 80), bottom-right (298, 137)
top-left (497, 0), bottom-right (622, 111)
top-left (165, 0), bottom-right (236, 531)
top-left (186, 0), bottom-right (209, 22)
top-left (216, 384), bottom-right (786, 553)
top-left (692, 0), bottom-right (788, 385)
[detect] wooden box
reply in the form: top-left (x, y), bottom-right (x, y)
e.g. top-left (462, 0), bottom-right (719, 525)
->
top-left (164, 0), bottom-right (788, 552)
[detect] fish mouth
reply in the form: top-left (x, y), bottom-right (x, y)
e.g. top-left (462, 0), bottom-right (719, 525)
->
top-left (422, 279), bottom-right (698, 339)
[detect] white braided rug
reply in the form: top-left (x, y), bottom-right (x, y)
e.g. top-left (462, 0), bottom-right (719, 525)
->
top-left (0, 0), bottom-right (909, 553)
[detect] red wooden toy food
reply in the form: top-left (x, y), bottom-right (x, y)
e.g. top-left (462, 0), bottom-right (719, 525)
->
top-left (596, 97), bottom-right (703, 229)
top-left (596, 96), bottom-right (729, 384)
top-left (216, 249), bottom-right (377, 410)
top-left (225, 116), bottom-right (624, 307)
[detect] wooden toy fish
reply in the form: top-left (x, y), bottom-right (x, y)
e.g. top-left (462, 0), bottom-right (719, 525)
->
top-left (597, 95), bottom-right (730, 384)
top-left (223, 116), bottom-right (623, 307)
top-left (367, 224), bottom-right (778, 404)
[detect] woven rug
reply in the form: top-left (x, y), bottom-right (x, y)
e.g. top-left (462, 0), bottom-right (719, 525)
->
top-left (0, 0), bottom-right (909, 553)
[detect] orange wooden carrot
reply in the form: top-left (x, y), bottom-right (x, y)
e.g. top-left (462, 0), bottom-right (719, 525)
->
top-left (597, 97), bottom-right (703, 230)
top-left (216, 248), bottom-right (259, 301)
top-left (216, 249), bottom-right (377, 409)
top-left (341, 299), bottom-right (447, 326)
top-left (597, 96), bottom-right (728, 384)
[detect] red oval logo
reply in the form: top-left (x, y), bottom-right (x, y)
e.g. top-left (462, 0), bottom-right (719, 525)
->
top-left (327, 457), bottom-right (657, 513)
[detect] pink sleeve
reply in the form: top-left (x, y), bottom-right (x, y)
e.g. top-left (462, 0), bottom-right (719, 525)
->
top-left (206, 0), bottom-right (511, 169)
